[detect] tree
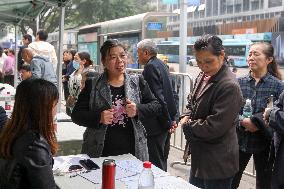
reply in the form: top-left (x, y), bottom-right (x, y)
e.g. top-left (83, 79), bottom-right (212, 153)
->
top-left (19, 0), bottom-right (156, 36)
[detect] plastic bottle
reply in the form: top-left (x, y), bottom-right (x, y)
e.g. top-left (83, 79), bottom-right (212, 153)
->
top-left (267, 95), bottom-right (274, 108)
top-left (4, 92), bottom-right (11, 111)
top-left (138, 161), bottom-right (154, 189)
top-left (243, 99), bottom-right (253, 118)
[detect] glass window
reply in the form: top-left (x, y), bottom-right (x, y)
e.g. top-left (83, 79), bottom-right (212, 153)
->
top-left (200, 10), bottom-right (205, 18)
top-left (256, 14), bottom-right (260, 19)
top-left (251, 0), bottom-right (260, 11)
top-left (227, 0), bottom-right (234, 13)
top-left (213, 0), bottom-right (219, 16)
top-left (260, 0), bottom-right (264, 9)
top-left (260, 14), bottom-right (264, 19)
top-left (235, 3), bottom-right (242, 13)
top-left (157, 45), bottom-right (179, 55)
top-left (243, 0), bottom-right (250, 11)
top-left (269, 0), bottom-right (282, 7)
top-left (220, 0), bottom-right (226, 15)
top-left (224, 46), bottom-right (246, 56)
top-left (187, 45), bottom-right (194, 56)
top-left (194, 10), bottom-right (199, 18)
top-left (206, 0), bottom-right (212, 17)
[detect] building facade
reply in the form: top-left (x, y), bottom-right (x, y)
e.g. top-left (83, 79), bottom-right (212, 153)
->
top-left (167, 0), bottom-right (284, 36)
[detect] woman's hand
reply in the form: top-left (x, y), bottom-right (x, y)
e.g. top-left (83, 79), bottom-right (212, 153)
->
top-left (178, 116), bottom-right (190, 127)
top-left (126, 99), bottom-right (137, 118)
top-left (100, 109), bottom-right (114, 125)
top-left (169, 121), bottom-right (178, 133)
top-left (240, 118), bottom-right (258, 132)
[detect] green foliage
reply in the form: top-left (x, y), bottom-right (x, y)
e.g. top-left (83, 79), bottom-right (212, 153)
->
top-left (19, 0), bottom-right (155, 35)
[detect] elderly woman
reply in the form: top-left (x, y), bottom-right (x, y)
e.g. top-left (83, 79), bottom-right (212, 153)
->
top-left (181, 35), bottom-right (243, 189)
top-left (71, 39), bottom-right (161, 161)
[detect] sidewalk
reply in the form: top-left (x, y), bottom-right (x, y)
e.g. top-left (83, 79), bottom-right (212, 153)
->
top-left (167, 147), bottom-right (256, 189)
top-left (56, 107), bottom-right (256, 189)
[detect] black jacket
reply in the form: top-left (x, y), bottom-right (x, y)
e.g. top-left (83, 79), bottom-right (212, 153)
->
top-left (0, 106), bottom-right (7, 130)
top-left (0, 130), bottom-right (56, 189)
top-left (142, 56), bottom-right (177, 135)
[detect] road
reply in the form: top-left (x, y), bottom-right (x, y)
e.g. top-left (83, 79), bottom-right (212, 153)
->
top-left (169, 63), bottom-right (284, 79)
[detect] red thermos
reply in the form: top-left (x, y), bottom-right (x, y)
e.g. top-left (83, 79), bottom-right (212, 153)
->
top-left (102, 159), bottom-right (116, 189)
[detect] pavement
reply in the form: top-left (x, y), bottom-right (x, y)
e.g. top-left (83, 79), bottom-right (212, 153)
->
top-left (56, 65), bottom-right (263, 188)
top-left (167, 147), bottom-right (256, 189)
top-left (56, 111), bottom-right (256, 189)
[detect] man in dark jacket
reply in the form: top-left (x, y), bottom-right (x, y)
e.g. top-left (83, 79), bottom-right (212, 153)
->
top-left (18, 34), bottom-right (32, 71)
top-left (264, 91), bottom-right (284, 189)
top-left (137, 39), bottom-right (177, 171)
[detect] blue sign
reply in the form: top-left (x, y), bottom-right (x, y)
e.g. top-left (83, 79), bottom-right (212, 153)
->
top-left (187, 0), bottom-right (200, 6)
top-left (147, 22), bottom-right (163, 31)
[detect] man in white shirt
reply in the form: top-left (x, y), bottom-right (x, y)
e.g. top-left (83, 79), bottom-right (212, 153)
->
top-left (28, 30), bottom-right (57, 71)
top-left (0, 47), bottom-right (7, 83)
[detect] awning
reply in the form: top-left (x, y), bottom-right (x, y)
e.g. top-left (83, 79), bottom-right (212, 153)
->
top-left (187, 6), bottom-right (197, 13)
top-left (198, 4), bottom-right (205, 11)
top-left (0, 0), bottom-right (67, 25)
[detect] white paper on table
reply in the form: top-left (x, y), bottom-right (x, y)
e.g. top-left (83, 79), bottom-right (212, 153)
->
top-left (123, 176), bottom-right (198, 189)
top-left (53, 154), bottom-right (90, 174)
top-left (116, 159), bottom-right (169, 179)
top-left (78, 165), bottom-right (138, 184)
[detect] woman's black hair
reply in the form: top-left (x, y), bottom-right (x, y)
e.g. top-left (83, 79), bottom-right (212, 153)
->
top-left (78, 52), bottom-right (93, 67)
top-left (194, 34), bottom-right (224, 56)
top-left (100, 39), bottom-right (126, 63)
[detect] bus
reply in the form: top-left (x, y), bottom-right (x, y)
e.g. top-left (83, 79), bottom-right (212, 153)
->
top-left (156, 38), bottom-right (252, 67)
top-left (156, 41), bottom-right (194, 64)
top-left (223, 39), bottom-right (252, 67)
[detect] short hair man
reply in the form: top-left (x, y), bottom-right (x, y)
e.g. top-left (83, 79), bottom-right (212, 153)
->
top-left (19, 64), bottom-right (32, 80)
top-left (22, 48), bottom-right (57, 86)
top-left (18, 34), bottom-right (32, 71)
top-left (137, 39), bottom-right (178, 171)
top-left (28, 30), bottom-right (58, 70)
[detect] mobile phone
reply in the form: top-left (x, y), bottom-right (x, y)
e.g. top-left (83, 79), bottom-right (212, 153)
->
top-left (79, 159), bottom-right (100, 170)
top-left (68, 164), bottom-right (83, 171)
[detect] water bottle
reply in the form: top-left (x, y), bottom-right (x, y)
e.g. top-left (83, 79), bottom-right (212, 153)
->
top-left (267, 95), bottom-right (274, 108)
top-left (243, 99), bottom-right (252, 118)
top-left (138, 161), bottom-right (154, 189)
top-left (4, 92), bottom-right (11, 111)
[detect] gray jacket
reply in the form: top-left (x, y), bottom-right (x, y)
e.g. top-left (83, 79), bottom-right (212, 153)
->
top-left (71, 72), bottom-right (161, 161)
top-left (30, 55), bottom-right (57, 86)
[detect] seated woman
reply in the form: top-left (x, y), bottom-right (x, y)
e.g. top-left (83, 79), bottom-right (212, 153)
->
top-left (0, 79), bottom-right (59, 189)
top-left (71, 39), bottom-right (161, 161)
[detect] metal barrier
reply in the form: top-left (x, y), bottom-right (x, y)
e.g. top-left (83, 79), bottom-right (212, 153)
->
top-left (62, 67), bottom-right (257, 177)
top-left (125, 68), bottom-right (195, 165)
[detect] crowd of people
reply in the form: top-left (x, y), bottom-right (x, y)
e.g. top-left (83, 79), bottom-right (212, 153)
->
top-left (0, 30), bottom-right (283, 189)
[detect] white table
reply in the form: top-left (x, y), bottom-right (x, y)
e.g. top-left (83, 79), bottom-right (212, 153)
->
top-left (54, 154), bottom-right (199, 189)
